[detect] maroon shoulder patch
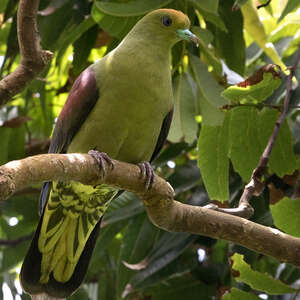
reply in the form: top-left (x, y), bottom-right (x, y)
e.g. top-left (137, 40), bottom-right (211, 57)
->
top-left (49, 67), bottom-right (99, 153)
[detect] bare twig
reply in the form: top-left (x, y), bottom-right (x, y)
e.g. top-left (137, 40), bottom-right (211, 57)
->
top-left (257, 0), bottom-right (272, 9)
top-left (222, 103), bottom-right (300, 111)
top-left (1, 153), bottom-right (300, 266)
top-left (238, 47), bottom-right (300, 211)
top-left (0, 0), bottom-right (53, 106)
top-left (0, 233), bottom-right (33, 246)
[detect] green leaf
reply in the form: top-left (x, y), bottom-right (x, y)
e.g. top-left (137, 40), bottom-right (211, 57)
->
top-left (168, 73), bottom-right (198, 143)
top-left (128, 233), bottom-right (195, 290)
top-left (228, 107), bottom-right (262, 181)
top-left (56, 16), bottom-right (96, 65)
top-left (117, 214), bottom-right (159, 297)
top-left (191, 27), bottom-right (213, 45)
top-left (104, 192), bottom-right (144, 225)
top-left (270, 21), bottom-right (300, 43)
top-left (190, 54), bottom-right (227, 126)
top-left (241, 1), bottom-right (287, 71)
top-left (270, 197), bottom-right (300, 237)
top-left (189, 0), bottom-right (219, 14)
top-left (223, 288), bottom-right (261, 300)
top-left (192, 27), bottom-right (222, 75)
top-left (200, 10), bottom-right (227, 32)
top-left (231, 253), bottom-right (296, 294)
top-left (232, 0), bottom-right (249, 9)
top-left (215, 0), bottom-right (245, 75)
top-left (198, 122), bottom-right (229, 201)
top-left (94, 0), bottom-right (173, 17)
top-left (258, 108), bottom-right (296, 177)
top-left (222, 72), bottom-right (282, 103)
top-left (0, 127), bottom-right (11, 164)
top-left (282, 29), bottom-right (300, 58)
top-left (168, 161), bottom-right (201, 195)
top-left (278, 0), bottom-right (300, 23)
top-left (144, 275), bottom-right (216, 300)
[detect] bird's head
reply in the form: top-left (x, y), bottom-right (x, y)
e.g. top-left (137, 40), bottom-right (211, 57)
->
top-left (130, 9), bottom-right (199, 48)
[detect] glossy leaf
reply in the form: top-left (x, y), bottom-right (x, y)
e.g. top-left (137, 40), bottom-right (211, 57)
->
top-left (270, 197), bottom-right (300, 237)
top-left (222, 72), bottom-right (282, 103)
top-left (231, 253), bottom-right (296, 294)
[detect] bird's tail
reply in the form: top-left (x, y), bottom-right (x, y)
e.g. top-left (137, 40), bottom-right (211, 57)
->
top-left (20, 181), bottom-right (118, 299)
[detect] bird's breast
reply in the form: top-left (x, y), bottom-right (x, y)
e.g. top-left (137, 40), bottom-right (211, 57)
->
top-left (68, 59), bottom-right (173, 164)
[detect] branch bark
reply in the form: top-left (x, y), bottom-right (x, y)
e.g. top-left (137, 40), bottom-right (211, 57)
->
top-left (1, 153), bottom-right (300, 267)
top-left (0, 0), bottom-right (53, 106)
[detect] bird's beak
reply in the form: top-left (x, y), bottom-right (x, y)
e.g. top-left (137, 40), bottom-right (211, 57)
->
top-left (177, 29), bottom-right (200, 47)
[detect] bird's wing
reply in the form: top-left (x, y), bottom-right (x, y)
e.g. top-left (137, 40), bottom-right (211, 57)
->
top-left (150, 108), bottom-right (173, 162)
top-left (39, 66), bottom-right (99, 214)
top-left (49, 66), bottom-right (99, 154)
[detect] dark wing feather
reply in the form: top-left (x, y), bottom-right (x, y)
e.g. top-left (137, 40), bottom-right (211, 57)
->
top-left (150, 109), bottom-right (173, 163)
top-left (39, 66), bottom-right (99, 214)
top-left (21, 67), bottom-right (102, 297)
top-left (49, 66), bottom-right (99, 154)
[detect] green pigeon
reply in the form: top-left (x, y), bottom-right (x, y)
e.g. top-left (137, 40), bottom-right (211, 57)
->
top-left (20, 8), bottom-right (199, 299)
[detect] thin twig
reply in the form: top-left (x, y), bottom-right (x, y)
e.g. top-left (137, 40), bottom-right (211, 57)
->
top-left (257, 0), bottom-right (272, 9)
top-left (0, 0), bottom-right (53, 106)
top-left (222, 103), bottom-right (300, 111)
top-left (238, 47), bottom-right (300, 210)
top-left (0, 233), bottom-right (33, 246)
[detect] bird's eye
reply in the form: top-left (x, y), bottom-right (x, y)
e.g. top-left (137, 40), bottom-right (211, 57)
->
top-left (162, 16), bottom-right (172, 27)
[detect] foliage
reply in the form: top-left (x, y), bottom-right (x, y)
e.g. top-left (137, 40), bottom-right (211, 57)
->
top-left (0, 0), bottom-right (300, 299)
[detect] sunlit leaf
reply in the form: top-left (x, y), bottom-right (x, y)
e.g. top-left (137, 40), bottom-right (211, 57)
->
top-left (278, 0), bottom-right (300, 23)
top-left (222, 72), bottom-right (281, 103)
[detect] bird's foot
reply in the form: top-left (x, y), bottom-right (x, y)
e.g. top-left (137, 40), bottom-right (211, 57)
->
top-left (88, 150), bottom-right (114, 179)
top-left (138, 161), bottom-right (155, 190)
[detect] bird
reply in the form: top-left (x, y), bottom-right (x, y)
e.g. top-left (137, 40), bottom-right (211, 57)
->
top-left (20, 8), bottom-right (199, 299)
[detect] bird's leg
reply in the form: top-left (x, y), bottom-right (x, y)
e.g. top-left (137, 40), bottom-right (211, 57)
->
top-left (138, 161), bottom-right (155, 190)
top-left (88, 150), bottom-right (114, 179)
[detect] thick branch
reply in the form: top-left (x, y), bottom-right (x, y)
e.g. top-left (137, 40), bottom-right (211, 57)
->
top-left (0, 0), bottom-right (53, 106)
top-left (1, 153), bottom-right (300, 267)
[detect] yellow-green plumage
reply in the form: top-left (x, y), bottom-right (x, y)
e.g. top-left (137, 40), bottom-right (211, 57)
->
top-left (38, 182), bottom-right (117, 283)
top-left (21, 8), bottom-right (198, 299)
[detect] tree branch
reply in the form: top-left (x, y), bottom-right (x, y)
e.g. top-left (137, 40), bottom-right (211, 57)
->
top-left (237, 48), bottom-right (300, 211)
top-left (1, 153), bottom-right (300, 267)
top-left (0, 233), bottom-right (33, 246)
top-left (0, 0), bottom-right (53, 106)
